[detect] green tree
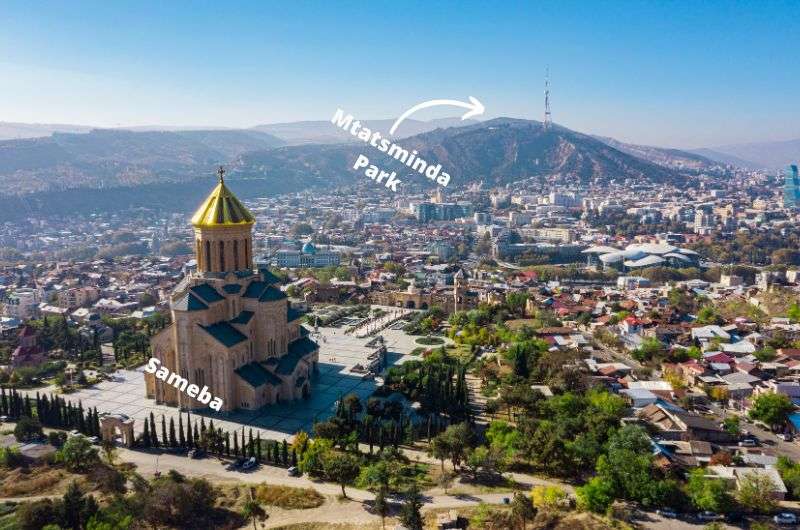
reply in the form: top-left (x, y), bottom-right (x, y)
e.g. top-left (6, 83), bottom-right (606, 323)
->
top-left (14, 416), bottom-right (43, 442)
top-left (749, 392), bottom-right (794, 430)
top-left (576, 476), bottom-right (616, 513)
top-left (735, 471), bottom-right (778, 514)
top-left (59, 480), bottom-right (99, 530)
top-left (322, 451), bottom-right (360, 498)
top-left (511, 490), bottom-right (537, 529)
top-left (58, 435), bottom-right (100, 472)
top-left (686, 468), bottom-right (732, 513)
top-left (399, 484), bottom-right (424, 530)
top-left (373, 488), bottom-right (390, 530)
top-left (241, 498), bottom-right (267, 530)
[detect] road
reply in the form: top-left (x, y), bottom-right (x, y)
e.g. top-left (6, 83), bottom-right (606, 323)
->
top-left (706, 403), bottom-right (800, 461)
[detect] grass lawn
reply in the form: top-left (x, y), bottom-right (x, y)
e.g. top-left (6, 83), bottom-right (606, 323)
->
top-left (505, 319), bottom-right (538, 330)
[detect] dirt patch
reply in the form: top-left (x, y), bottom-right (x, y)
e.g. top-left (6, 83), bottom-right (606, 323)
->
top-left (273, 521), bottom-right (382, 530)
top-left (0, 466), bottom-right (71, 497)
top-left (217, 483), bottom-right (325, 511)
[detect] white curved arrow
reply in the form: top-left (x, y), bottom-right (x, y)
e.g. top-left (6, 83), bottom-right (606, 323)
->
top-left (389, 96), bottom-right (485, 136)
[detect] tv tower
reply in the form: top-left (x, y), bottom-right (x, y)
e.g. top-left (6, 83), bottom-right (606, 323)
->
top-left (543, 67), bottom-right (552, 130)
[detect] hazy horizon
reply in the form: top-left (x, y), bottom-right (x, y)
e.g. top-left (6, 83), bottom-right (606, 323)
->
top-left (2, 0), bottom-right (799, 149)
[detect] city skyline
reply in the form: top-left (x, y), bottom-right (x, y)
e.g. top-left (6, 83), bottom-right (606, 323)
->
top-left (2, 0), bottom-right (799, 149)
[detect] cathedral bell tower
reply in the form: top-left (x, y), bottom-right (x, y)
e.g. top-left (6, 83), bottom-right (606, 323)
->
top-left (190, 166), bottom-right (255, 275)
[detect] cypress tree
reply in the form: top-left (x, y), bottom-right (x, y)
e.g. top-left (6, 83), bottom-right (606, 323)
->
top-left (78, 402), bottom-right (86, 433)
top-left (248, 429), bottom-right (254, 458)
top-left (149, 412), bottom-right (158, 447)
top-left (93, 407), bottom-right (101, 437)
top-left (233, 433), bottom-right (240, 457)
top-left (291, 449), bottom-right (297, 467)
top-left (193, 424), bottom-right (199, 447)
top-left (225, 432), bottom-right (230, 457)
top-left (186, 416), bottom-right (194, 448)
top-left (143, 420), bottom-right (151, 447)
top-left (178, 415), bottom-right (185, 448)
top-left (241, 430), bottom-right (246, 456)
top-left (281, 439), bottom-right (288, 465)
top-left (273, 441), bottom-right (279, 463)
top-left (256, 433), bottom-right (262, 462)
top-left (161, 415), bottom-right (167, 447)
top-left (1, 388), bottom-right (7, 416)
top-left (24, 395), bottom-right (32, 418)
top-left (169, 418), bottom-right (177, 447)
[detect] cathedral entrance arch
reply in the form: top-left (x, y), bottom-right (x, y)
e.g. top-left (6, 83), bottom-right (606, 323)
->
top-left (405, 300), bottom-right (416, 309)
top-left (99, 413), bottom-right (135, 447)
top-left (420, 302), bottom-right (429, 310)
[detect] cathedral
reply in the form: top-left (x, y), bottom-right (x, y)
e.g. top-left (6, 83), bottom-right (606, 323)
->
top-left (145, 168), bottom-right (319, 412)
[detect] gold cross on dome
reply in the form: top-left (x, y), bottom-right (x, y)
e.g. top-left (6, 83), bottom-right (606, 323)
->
top-left (217, 165), bottom-right (226, 183)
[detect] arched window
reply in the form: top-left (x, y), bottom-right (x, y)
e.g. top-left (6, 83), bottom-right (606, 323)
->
top-left (204, 241), bottom-right (211, 271)
top-left (219, 241), bottom-right (225, 271)
top-left (233, 240), bottom-right (239, 270)
top-left (244, 238), bottom-right (250, 267)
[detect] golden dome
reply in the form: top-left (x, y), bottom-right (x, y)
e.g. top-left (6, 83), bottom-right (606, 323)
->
top-left (191, 168), bottom-right (255, 228)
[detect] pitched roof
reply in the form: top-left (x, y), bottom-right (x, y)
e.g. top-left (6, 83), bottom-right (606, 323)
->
top-left (259, 286), bottom-right (287, 303)
top-left (190, 283), bottom-right (224, 303)
top-left (287, 306), bottom-right (306, 322)
top-left (277, 336), bottom-right (318, 375)
top-left (229, 310), bottom-right (254, 325)
top-left (199, 322), bottom-right (248, 347)
top-left (173, 292), bottom-right (209, 312)
top-left (260, 268), bottom-right (282, 285)
top-left (222, 284), bottom-right (242, 294)
top-left (242, 280), bottom-right (267, 299)
top-left (235, 362), bottom-right (282, 388)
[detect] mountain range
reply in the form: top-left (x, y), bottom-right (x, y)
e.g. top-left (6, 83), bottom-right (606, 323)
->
top-left (689, 139), bottom-right (800, 170)
top-left (0, 115), bottom-right (790, 223)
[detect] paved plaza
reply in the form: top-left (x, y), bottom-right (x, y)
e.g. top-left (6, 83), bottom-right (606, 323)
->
top-left (36, 320), bottom-right (431, 442)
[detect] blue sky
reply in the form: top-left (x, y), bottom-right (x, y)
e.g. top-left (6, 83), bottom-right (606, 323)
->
top-left (1, 0), bottom-right (798, 148)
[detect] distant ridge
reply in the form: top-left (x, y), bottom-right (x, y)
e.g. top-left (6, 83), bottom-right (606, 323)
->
top-left (235, 117), bottom-right (685, 188)
top-left (691, 139), bottom-right (800, 170)
top-left (592, 135), bottom-right (719, 171)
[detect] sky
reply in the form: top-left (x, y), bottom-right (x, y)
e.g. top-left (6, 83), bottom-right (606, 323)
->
top-left (1, 0), bottom-right (798, 148)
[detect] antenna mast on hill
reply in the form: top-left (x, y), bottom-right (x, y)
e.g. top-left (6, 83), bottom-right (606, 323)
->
top-left (544, 67), bottom-right (552, 130)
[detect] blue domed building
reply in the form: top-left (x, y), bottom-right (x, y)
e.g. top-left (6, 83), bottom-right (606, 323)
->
top-left (273, 240), bottom-right (340, 268)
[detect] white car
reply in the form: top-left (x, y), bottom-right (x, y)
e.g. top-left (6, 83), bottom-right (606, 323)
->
top-left (774, 512), bottom-right (798, 525)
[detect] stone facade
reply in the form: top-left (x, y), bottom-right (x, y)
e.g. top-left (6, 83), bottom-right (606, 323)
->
top-left (145, 174), bottom-right (319, 412)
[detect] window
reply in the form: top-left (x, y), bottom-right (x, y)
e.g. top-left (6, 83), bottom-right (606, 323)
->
top-left (204, 241), bottom-right (211, 271)
top-left (219, 241), bottom-right (225, 271)
top-left (244, 238), bottom-right (250, 266)
top-left (233, 240), bottom-right (239, 270)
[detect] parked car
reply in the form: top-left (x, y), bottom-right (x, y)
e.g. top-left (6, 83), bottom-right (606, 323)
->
top-left (287, 466), bottom-right (301, 477)
top-left (774, 512), bottom-right (798, 525)
top-left (697, 511), bottom-right (723, 522)
top-left (242, 457), bottom-right (257, 470)
top-left (656, 508), bottom-right (677, 518)
top-left (188, 449), bottom-right (205, 459)
top-left (738, 437), bottom-right (759, 447)
top-left (226, 458), bottom-right (245, 471)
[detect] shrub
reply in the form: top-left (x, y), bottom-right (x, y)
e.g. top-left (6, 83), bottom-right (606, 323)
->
top-left (14, 417), bottom-right (43, 443)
